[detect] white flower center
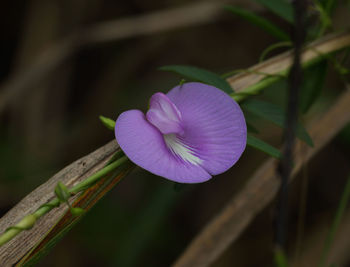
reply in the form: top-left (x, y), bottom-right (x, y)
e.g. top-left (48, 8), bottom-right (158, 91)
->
top-left (164, 134), bottom-right (202, 165)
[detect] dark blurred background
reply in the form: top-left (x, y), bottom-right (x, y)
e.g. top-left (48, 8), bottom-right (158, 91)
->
top-left (1, 0), bottom-right (350, 266)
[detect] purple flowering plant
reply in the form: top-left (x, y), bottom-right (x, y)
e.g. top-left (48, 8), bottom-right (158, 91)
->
top-left (0, 73), bottom-right (277, 249)
top-left (115, 82), bottom-right (247, 183)
top-left (0, 61), bottom-right (314, 250)
top-left (2, 2), bottom-right (350, 265)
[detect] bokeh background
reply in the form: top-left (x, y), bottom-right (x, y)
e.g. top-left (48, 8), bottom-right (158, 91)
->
top-left (1, 0), bottom-right (350, 266)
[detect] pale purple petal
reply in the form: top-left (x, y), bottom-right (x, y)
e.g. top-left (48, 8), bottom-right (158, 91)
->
top-left (146, 93), bottom-right (184, 135)
top-left (167, 82), bottom-right (247, 175)
top-left (115, 110), bottom-right (211, 183)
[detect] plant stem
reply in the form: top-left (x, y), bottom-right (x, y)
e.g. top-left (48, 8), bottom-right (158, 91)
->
top-left (276, 0), bottom-right (306, 259)
top-left (70, 156), bottom-right (128, 194)
top-left (231, 75), bottom-right (282, 102)
top-left (0, 155), bottom-right (128, 247)
top-left (259, 41), bottom-right (292, 62)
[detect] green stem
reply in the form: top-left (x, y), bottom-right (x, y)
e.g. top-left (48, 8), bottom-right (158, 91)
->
top-left (230, 50), bottom-right (329, 103)
top-left (259, 41), bottom-right (292, 62)
top-left (0, 155), bottom-right (128, 247)
top-left (231, 75), bottom-right (282, 102)
top-left (33, 199), bottom-right (61, 218)
top-left (70, 156), bottom-right (128, 194)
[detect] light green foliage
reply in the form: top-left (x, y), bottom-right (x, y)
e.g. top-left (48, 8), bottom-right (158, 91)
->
top-left (16, 215), bottom-right (37, 230)
top-left (55, 182), bottom-right (85, 217)
top-left (99, 115), bottom-right (116, 130)
top-left (54, 182), bottom-right (70, 203)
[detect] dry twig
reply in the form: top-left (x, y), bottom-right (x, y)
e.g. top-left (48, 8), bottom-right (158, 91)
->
top-left (0, 141), bottom-right (120, 265)
top-left (227, 31), bottom-right (350, 91)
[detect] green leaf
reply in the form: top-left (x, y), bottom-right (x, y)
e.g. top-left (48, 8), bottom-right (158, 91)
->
top-left (54, 182), bottom-right (70, 203)
top-left (247, 134), bottom-right (281, 159)
top-left (225, 6), bottom-right (290, 41)
top-left (242, 99), bottom-right (314, 147)
top-left (99, 115), bottom-right (116, 130)
top-left (254, 0), bottom-right (294, 23)
top-left (300, 61), bottom-right (328, 113)
top-left (159, 65), bottom-right (233, 94)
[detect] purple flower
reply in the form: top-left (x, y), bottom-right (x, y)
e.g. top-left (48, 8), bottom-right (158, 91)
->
top-left (115, 82), bottom-right (247, 183)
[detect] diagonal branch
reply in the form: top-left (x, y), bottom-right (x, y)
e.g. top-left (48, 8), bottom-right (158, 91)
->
top-left (0, 140), bottom-right (120, 264)
top-left (228, 31), bottom-right (350, 92)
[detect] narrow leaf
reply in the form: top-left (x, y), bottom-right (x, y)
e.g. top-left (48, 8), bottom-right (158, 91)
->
top-left (247, 134), bottom-right (281, 159)
top-left (254, 0), bottom-right (294, 23)
top-left (159, 65), bottom-right (233, 94)
top-left (54, 182), bottom-right (70, 203)
top-left (99, 115), bottom-right (116, 130)
top-left (225, 6), bottom-right (290, 41)
top-left (242, 99), bottom-right (314, 146)
top-left (259, 41), bottom-right (292, 62)
top-left (300, 61), bottom-right (328, 113)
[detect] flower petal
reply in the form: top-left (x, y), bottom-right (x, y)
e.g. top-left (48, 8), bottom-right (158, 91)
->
top-left (146, 92), bottom-right (184, 135)
top-left (115, 110), bottom-right (211, 183)
top-left (167, 82), bottom-right (247, 175)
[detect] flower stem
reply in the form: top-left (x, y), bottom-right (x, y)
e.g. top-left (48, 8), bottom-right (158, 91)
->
top-left (69, 155), bottom-right (128, 194)
top-left (0, 155), bottom-right (129, 247)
